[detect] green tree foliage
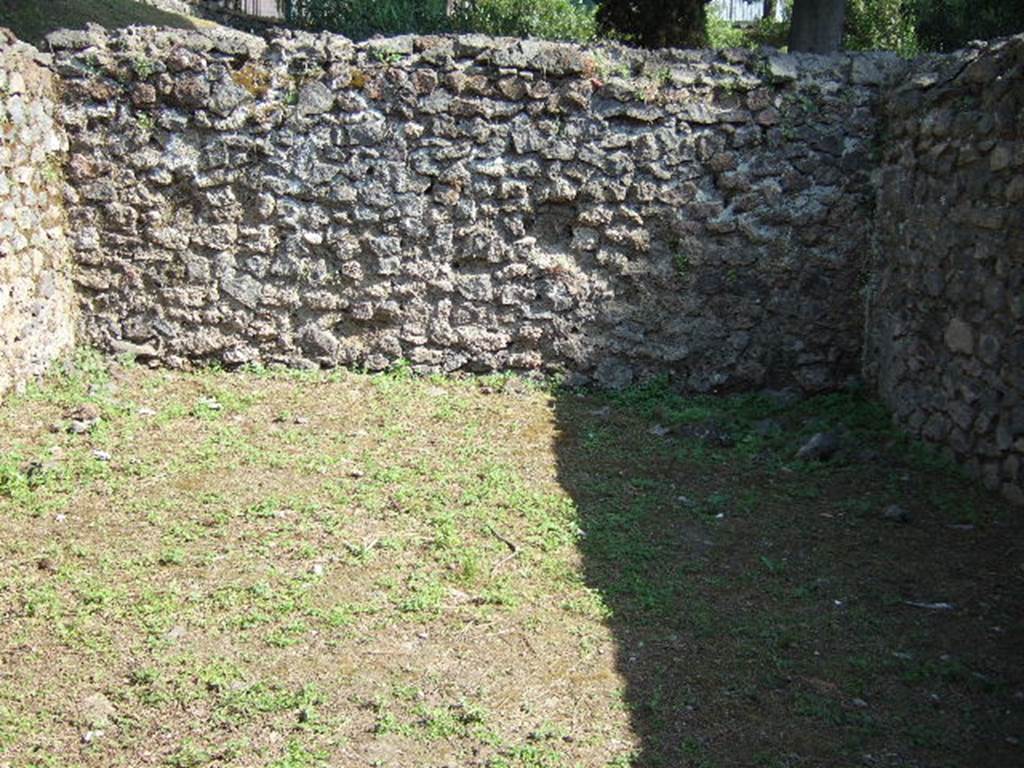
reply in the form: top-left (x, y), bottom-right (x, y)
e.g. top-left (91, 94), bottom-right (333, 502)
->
top-left (845, 0), bottom-right (1024, 55)
top-left (845, 0), bottom-right (918, 56)
top-left (455, 0), bottom-right (597, 41)
top-left (278, 0), bottom-right (449, 39)
top-left (278, 0), bottom-right (596, 41)
top-left (597, 0), bottom-right (710, 48)
top-left (706, 5), bottom-right (746, 48)
top-left (278, 0), bottom-right (1024, 49)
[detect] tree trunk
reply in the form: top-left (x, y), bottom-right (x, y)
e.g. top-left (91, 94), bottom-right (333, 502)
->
top-left (598, 0), bottom-right (708, 49)
top-left (789, 0), bottom-right (845, 53)
top-left (762, 0), bottom-right (777, 22)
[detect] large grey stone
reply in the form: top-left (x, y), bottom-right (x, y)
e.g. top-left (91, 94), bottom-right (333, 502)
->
top-left (944, 318), bottom-right (974, 355)
top-left (297, 81), bottom-right (334, 116)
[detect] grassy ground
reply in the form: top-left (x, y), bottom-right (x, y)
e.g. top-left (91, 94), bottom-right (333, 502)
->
top-left (0, 353), bottom-right (1021, 767)
top-left (0, 0), bottom-right (201, 45)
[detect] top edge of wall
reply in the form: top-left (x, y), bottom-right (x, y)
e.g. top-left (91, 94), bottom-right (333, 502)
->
top-left (0, 28), bottom-right (59, 92)
top-left (34, 25), bottom-right (914, 85)
top-left (31, 23), bottom-right (1024, 86)
top-left (886, 32), bottom-right (1024, 100)
top-left (0, 26), bottom-right (52, 62)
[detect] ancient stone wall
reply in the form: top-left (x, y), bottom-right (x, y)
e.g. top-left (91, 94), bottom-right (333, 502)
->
top-left (866, 36), bottom-right (1024, 504)
top-left (0, 30), bottom-right (75, 397)
top-left (5, 22), bottom-right (1022, 500)
top-left (50, 26), bottom-right (904, 391)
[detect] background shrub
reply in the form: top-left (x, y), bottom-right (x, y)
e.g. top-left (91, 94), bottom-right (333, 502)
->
top-left (277, 0), bottom-right (1023, 50)
top-left (280, 0), bottom-right (596, 42)
top-left (280, 0), bottom-right (449, 39)
top-left (705, 6), bottom-right (747, 49)
top-left (845, 0), bottom-right (919, 56)
top-left (454, 0), bottom-right (597, 42)
top-left (706, 2), bottom-right (790, 51)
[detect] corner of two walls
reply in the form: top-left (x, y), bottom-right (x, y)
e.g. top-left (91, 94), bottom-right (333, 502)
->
top-left (2, 21), bottom-right (1021, 503)
top-left (865, 35), bottom-right (1024, 505)
top-left (0, 29), bottom-right (75, 398)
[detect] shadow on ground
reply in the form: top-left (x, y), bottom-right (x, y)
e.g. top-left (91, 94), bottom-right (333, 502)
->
top-left (552, 382), bottom-right (1024, 767)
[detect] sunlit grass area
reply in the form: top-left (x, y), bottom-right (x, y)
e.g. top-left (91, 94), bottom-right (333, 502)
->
top-left (1, 352), bottom-right (1021, 767)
